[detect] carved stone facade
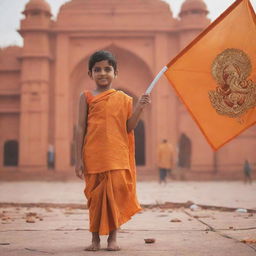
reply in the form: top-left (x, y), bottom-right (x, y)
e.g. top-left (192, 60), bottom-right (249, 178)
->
top-left (0, 0), bottom-right (255, 175)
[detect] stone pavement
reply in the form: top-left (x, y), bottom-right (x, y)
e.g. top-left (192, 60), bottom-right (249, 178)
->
top-left (0, 181), bottom-right (256, 209)
top-left (0, 181), bottom-right (256, 255)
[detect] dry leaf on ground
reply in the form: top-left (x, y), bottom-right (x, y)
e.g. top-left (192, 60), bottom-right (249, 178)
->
top-left (170, 218), bottom-right (182, 222)
top-left (241, 239), bottom-right (256, 244)
top-left (144, 238), bottom-right (156, 244)
top-left (26, 217), bottom-right (36, 223)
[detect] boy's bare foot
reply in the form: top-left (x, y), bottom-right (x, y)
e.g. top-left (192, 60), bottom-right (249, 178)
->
top-left (107, 230), bottom-right (120, 251)
top-left (107, 240), bottom-right (120, 251)
top-left (84, 242), bottom-right (100, 251)
top-left (85, 232), bottom-right (100, 251)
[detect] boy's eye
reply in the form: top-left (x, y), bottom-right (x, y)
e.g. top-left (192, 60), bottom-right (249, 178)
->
top-left (104, 67), bottom-right (112, 72)
top-left (93, 67), bottom-right (101, 72)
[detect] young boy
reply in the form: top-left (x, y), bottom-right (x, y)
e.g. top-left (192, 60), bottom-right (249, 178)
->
top-left (75, 50), bottom-right (150, 251)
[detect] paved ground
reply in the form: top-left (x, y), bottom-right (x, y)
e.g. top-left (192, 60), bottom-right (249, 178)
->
top-left (0, 181), bottom-right (255, 209)
top-left (0, 181), bottom-right (256, 255)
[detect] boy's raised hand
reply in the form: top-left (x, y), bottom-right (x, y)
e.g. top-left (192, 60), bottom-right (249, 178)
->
top-left (137, 94), bottom-right (151, 109)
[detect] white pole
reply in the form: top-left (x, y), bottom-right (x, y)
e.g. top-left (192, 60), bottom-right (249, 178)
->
top-left (145, 66), bottom-right (168, 94)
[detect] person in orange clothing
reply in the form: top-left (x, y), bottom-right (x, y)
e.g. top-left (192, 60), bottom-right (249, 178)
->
top-left (75, 50), bottom-right (150, 251)
top-left (157, 139), bottom-right (175, 184)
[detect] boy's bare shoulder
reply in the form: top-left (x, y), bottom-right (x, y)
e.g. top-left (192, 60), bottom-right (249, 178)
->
top-left (116, 90), bottom-right (132, 100)
top-left (79, 91), bottom-right (87, 103)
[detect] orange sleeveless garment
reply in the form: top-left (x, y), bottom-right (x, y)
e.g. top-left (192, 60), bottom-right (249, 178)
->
top-left (83, 89), bottom-right (141, 235)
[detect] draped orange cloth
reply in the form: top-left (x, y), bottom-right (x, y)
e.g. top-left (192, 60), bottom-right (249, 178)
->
top-left (164, 0), bottom-right (256, 150)
top-left (82, 89), bottom-right (141, 235)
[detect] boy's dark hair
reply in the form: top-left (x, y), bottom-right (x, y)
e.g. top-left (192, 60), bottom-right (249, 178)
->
top-left (88, 50), bottom-right (117, 72)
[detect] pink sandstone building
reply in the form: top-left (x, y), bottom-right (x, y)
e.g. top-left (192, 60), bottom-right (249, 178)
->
top-left (0, 0), bottom-right (255, 177)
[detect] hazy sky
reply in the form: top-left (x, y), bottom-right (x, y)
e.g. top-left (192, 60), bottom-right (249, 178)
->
top-left (0, 0), bottom-right (255, 47)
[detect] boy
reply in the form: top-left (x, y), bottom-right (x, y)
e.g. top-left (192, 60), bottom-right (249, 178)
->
top-left (75, 50), bottom-right (150, 251)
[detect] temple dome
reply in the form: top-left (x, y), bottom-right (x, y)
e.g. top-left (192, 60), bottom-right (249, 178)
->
top-left (23, 0), bottom-right (51, 15)
top-left (180, 0), bottom-right (208, 17)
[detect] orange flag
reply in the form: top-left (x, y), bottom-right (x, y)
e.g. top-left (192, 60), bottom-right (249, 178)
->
top-left (164, 0), bottom-right (256, 150)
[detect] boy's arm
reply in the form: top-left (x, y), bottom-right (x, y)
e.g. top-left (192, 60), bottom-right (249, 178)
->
top-left (75, 92), bottom-right (88, 179)
top-left (126, 94), bottom-right (150, 133)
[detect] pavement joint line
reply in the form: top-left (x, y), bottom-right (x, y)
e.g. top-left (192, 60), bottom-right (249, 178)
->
top-left (183, 210), bottom-right (256, 253)
top-left (217, 231), bottom-right (256, 252)
top-left (217, 227), bottom-right (256, 231)
top-left (183, 210), bottom-right (216, 232)
top-left (1, 202), bottom-right (256, 213)
top-left (25, 248), bottom-right (54, 255)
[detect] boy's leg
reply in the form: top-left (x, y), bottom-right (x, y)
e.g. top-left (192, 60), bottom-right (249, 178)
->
top-left (107, 229), bottom-right (120, 251)
top-left (85, 232), bottom-right (100, 251)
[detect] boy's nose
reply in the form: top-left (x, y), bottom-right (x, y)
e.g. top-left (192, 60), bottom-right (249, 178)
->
top-left (99, 69), bottom-right (107, 75)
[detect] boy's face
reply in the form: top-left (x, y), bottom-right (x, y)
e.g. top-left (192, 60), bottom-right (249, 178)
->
top-left (88, 60), bottom-right (117, 88)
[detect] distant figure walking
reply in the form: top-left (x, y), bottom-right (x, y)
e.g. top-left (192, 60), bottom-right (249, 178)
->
top-left (243, 160), bottom-right (252, 184)
top-left (157, 139), bottom-right (174, 184)
top-left (47, 144), bottom-right (54, 169)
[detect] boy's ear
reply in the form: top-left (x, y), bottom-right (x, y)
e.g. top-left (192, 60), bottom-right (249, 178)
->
top-left (88, 71), bottom-right (92, 79)
top-left (114, 69), bottom-right (118, 77)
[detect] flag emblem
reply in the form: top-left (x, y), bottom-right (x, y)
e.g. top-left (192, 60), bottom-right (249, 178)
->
top-left (209, 48), bottom-right (256, 118)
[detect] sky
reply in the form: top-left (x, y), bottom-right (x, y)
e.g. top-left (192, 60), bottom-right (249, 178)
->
top-left (0, 0), bottom-right (255, 47)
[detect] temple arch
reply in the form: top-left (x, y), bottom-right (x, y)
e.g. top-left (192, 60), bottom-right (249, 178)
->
top-left (4, 140), bottom-right (19, 166)
top-left (178, 133), bottom-right (192, 169)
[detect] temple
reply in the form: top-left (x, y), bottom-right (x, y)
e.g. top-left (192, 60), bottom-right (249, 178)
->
top-left (0, 0), bottom-right (255, 176)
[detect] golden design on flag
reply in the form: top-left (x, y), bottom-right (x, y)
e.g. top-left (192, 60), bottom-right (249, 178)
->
top-left (209, 48), bottom-right (256, 118)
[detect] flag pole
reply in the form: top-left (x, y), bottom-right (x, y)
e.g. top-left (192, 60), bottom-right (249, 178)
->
top-left (145, 66), bottom-right (168, 94)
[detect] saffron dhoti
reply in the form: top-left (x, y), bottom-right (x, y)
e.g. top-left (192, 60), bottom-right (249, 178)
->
top-left (82, 89), bottom-right (141, 235)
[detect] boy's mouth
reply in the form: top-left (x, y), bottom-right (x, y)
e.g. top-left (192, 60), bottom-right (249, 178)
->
top-left (99, 78), bottom-right (108, 82)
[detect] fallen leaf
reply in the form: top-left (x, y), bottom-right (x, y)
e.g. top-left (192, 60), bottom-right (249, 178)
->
top-left (170, 218), bottom-right (182, 222)
top-left (26, 217), bottom-right (36, 223)
top-left (144, 238), bottom-right (155, 244)
top-left (241, 239), bottom-right (256, 244)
